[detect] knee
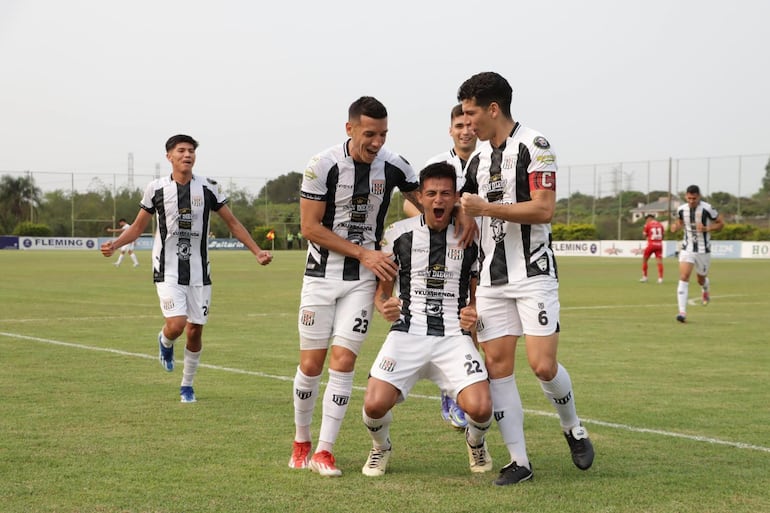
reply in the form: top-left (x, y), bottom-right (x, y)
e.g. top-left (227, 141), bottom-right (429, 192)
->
top-left (532, 361), bottom-right (557, 381)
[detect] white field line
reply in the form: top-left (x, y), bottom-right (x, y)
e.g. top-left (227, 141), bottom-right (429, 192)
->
top-left (1, 330), bottom-right (769, 455)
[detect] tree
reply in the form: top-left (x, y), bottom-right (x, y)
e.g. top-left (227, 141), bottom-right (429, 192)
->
top-left (761, 156), bottom-right (770, 194)
top-left (256, 172), bottom-right (303, 204)
top-left (0, 174), bottom-right (43, 231)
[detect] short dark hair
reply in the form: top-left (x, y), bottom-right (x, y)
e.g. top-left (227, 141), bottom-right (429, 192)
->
top-left (645, 214), bottom-right (655, 220)
top-left (348, 96), bottom-right (387, 121)
top-left (686, 185), bottom-right (701, 195)
top-left (419, 162), bottom-right (457, 191)
top-left (450, 103), bottom-right (464, 120)
top-left (165, 134), bottom-right (198, 152)
top-left (118, 218), bottom-right (127, 223)
top-left (457, 72), bottom-right (513, 119)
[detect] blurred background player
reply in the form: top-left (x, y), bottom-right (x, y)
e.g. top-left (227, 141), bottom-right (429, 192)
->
top-left (404, 103), bottom-right (478, 430)
top-left (106, 218), bottom-right (139, 268)
top-left (640, 214), bottom-right (664, 283)
top-left (670, 184), bottom-right (724, 322)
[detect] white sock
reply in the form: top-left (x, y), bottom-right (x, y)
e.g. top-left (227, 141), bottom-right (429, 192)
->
top-left (677, 280), bottom-right (689, 313)
top-left (316, 369), bottom-right (354, 454)
top-left (115, 254), bottom-right (124, 266)
top-left (489, 375), bottom-right (529, 468)
top-left (130, 253), bottom-right (139, 265)
top-left (180, 348), bottom-right (201, 387)
top-left (702, 277), bottom-right (710, 292)
top-left (159, 330), bottom-right (174, 348)
top-left (465, 414), bottom-right (492, 446)
top-left (293, 366), bottom-right (321, 442)
top-left (539, 363), bottom-right (580, 432)
top-left (362, 407), bottom-right (393, 450)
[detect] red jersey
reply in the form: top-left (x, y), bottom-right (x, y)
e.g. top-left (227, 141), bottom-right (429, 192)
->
top-left (643, 219), bottom-right (664, 248)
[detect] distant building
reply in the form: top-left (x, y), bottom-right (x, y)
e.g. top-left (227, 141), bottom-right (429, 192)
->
top-left (629, 196), bottom-right (683, 223)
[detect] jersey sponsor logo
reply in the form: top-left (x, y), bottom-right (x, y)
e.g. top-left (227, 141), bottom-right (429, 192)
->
top-left (420, 264), bottom-right (453, 287)
top-left (332, 394), bottom-right (350, 406)
top-left (177, 240), bottom-right (192, 261)
top-left (485, 174), bottom-right (506, 202)
top-left (300, 309), bottom-right (316, 326)
top-left (536, 153), bottom-right (555, 165)
top-left (295, 389), bottom-right (312, 400)
top-left (179, 208), bottom-right (193, 229)
top-left (379, 357), bottom-right (396, 373)
top-left (490, 217), bottom-right (506, 243)
top-left (371, 180), bottom-right (384, 195)
top-left (533, 136), bottom-right (550, 149)
top-left (426, 299), bottom-right (444, 316)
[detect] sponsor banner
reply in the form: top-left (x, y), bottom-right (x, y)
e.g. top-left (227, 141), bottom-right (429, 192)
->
top-left (709, 241), bottom-right (742, 259)
top-left (551, 240), bottom-right (600, 257)
top-left (741, 241), bottom-right (770, 259)
top-left (20, 237), bottom-right (98, 250)
top-left (0, 236), bottom-right (19, 250)
top-left (208, 238), bottom-right (246, 250)
top-left (599, 240), bottom-right (647, 258)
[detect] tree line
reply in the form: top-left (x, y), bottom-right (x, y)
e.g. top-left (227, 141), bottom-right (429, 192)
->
top-left (3, 159), bottom-right (770, 245)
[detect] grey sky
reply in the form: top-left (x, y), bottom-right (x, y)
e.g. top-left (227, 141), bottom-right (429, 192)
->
top-left (1, 0), bottom-right (768, 198)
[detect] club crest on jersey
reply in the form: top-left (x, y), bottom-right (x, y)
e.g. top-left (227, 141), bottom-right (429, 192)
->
top-left (379, 357), bottom-right (396, 373)
top-left (370, 180), bottom-right (384, 196)
top-left (502, 155), bottom-right (516, 169)
top-left (300, 309), bottom-right (316, 326)
top-left (533, 136), bottom-right (550, 149)
top-left (192, 195), bottom-right (203, 207)
top-left (447, 247), bottom-right (463, 260)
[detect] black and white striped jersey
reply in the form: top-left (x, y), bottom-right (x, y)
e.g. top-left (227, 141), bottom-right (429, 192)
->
top-left (140, 174), bottom-right (226, 285)
top-left (425, 148), bottom-right (467, 190)
top-left (300, 140), bottom-right (418, 281)
top-left (677, 200), bottom-right (719, 253)
top-left (382, 215), bottom-right (478, 337)
top-left (462, 122), bottom-right (559, 286)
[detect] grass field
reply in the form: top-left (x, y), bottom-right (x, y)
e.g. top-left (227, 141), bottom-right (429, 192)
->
top-left (1, 250), bottom-right (769, 513)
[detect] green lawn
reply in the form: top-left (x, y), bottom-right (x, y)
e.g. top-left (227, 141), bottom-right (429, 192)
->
top-left (1, 251), bottom-right (768, 513)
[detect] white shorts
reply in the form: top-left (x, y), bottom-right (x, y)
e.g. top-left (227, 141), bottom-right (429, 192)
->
top-left (475, 278), bottom-right (560, 341)
top-left (120, 241), bottom-right (135, 253)
top-left (679, 250), bottom-right (711, 276)
top-left (155, 282), bottom-right (212, 325)
top-left (297, 276), bottom-right (376, 355)
top-left (369, 331), bottom-right (488, 401)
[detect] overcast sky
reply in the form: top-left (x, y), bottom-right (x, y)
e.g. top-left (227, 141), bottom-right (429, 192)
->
top-left (1, 0), bottom-right (768, 197)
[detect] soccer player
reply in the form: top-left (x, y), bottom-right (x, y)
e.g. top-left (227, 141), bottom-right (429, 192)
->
top-left (670, 184), bottom-right (724, 323)
top-left (361, 161), bottom-right (493, 477)
top-left (404, 103), bottom-right (478, 430)
top-left (289, 97), bottom-right (421, 477)
top-left (640, 214), bottom-right (665, 283)
top-left (106, 218), bottom-right (140, 268)
top-left (100, 134), bottom-right (273, 403)
top-left (458, 71), bottom-right (594, 485)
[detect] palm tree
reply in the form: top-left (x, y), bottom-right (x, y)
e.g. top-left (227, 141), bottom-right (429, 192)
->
top-left (0, 174), bottom-right (43, 224)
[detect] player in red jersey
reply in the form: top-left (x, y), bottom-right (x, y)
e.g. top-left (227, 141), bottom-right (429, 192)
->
top-left (640, 214), bottom-right (665, 283)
